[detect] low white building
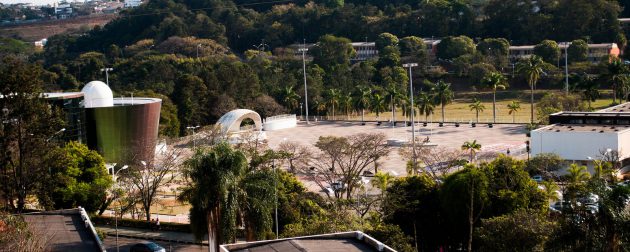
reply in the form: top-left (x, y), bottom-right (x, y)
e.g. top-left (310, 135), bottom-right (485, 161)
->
top-left (125, 0), bottom-right (143, 8)
top-left (531, 103), bottom-right (630, 164)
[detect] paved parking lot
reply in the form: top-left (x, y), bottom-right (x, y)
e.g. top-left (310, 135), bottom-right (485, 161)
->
top-left (266, 121), bottom-right (528, 177)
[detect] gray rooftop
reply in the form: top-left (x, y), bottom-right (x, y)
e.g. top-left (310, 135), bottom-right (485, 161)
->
top-left (220, 231), bottom-right (394, 252)
top-left (22, 208), bottom-right (102, 252)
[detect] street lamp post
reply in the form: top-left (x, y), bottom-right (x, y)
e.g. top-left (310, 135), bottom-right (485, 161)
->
top-left (299, 43), bottom-right (309, 124)
top-left (112, 164), bottom-right (128, 252)
top-left (271, 161), bottom-right (279, 239)
top-left (196, 44), bottom-right (202, 58)
top-left (46, 128), bottom-right (66, 142)
top-left (100, 68), bottom-right (114, 86)
top-left (186, 126), bottom-right (200, 149)
top-left (562, 42), bottom-right (571, 94)
top-left (403, 63), bottom-right (418, 176)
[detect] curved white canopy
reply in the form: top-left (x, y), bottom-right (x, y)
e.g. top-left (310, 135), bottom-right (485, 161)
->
top-left (217, 109), bottom-right (262, 134)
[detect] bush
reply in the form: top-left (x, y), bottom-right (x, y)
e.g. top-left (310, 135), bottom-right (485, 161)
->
top-left (90, 216), bottom-right (191, 233)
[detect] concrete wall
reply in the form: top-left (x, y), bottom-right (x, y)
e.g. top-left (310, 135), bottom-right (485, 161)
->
top-left (263, 114), bottom-right (297, 131)
top-left (531, 127), bottom-right (624, 160)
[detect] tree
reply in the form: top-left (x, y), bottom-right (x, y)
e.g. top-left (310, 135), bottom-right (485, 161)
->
top-left (126, 144), bottom-right (183, 221)
top-left (311, 35), bottom-right (355, 73)
top-left (536, 92), bottom-right (586, 124)
top-left (572, 72), bottom-right (599, 109)
top-left (0, 56), bottom-right (63, 213)
top-left (436, 35), bottom-right (476, 60)
top-left (399, 36), bottom-right (427, 64)
top-left (517, 55), bottom-right (546, 123)
top-left (371, 171), bottom-right (395, 200)
top-left (355, 86), bottom-right (372, 123)
top-left (281, 85), bottom-right (300, 113)
top-left (462, 140), bottom-right (482, 162)
top-left (476, 210), bottom-right (558, 251)
top-left (416, 92), bottom-right (435, 122)
top-left (307, 133), bottom-right (389, 200)
top-left (533, 40), bottom-right (560, 65)
top-left (432, 80), bottom-right (454, 123)
top-left (526, 153), bottom-right (564, 179)
top-left (567, 39), bottom-right (588, 63)
top-left (441, 165), bottom-right (490, 252)
top-left (326, 88), bottom-right (341, 120)
top-left (481, 72), bottom-right (508, 123)
top-left (340, 92), bottom-right (353, 120)
top-left (375, 32), bottom-right (399, 51)
top-left (604, 58), bottom-right (628, 104)
top-left (39, 142), bottom-right (112, 213)
top-left (507, 101), bottom-right (520, 123)
top-left (540, 180), bottom-right (560, 203)
top-left (477, 38), bottom-right (510, 69)
top-left (371, 92), bottom-right (387, 121)
top-left (179, 142), bottom-right (275, 252)
top-left (382, 175), bottom-right (442, 252)
top-left (469, 99), bottom-right (486, 123)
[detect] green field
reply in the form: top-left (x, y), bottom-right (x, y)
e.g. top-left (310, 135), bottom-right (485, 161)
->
top-left (318, 89), bottom-right (618, 124)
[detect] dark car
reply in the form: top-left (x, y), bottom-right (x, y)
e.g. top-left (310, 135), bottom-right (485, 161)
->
top-left (130, 242), bottom-right (166, 252)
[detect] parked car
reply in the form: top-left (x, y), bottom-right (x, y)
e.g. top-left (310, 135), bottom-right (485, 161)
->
top-left (531, 175), bottom-right (543, 183)
top-left (578, 193), bottom-right (600, 205)
top-left (130, 242), bottom-right (166, 252)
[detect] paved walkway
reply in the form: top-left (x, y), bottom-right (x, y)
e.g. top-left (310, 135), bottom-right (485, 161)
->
top-left (96, 225), bottom-right (207, 245)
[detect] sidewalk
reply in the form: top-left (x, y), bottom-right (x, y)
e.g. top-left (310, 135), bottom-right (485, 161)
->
top-left (96, 225), bottom-right (207, 245)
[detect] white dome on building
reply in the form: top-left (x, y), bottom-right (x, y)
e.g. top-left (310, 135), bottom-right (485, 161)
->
top-left (82, 81), bottom-right (113, 108)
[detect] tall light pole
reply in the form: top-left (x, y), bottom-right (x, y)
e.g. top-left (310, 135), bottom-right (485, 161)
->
top-left (100, 68), bottom-right (113, 86)
top-left (196, 44), bottom-right (202, 58)
top-left (186, 126), bottom-right (200, 149)
top-left (562, 42), bottom-right (571, 94)
top-left (403, 63), bottom-right (418, 176)
top-left (272, 160), bottom-right (279, 239)
top-left (299, 42), bottom-right (309, 124)
top-left (112, 164), bottom-right (128, 252)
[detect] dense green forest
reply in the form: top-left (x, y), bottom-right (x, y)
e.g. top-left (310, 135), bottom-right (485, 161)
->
top-left (10, 0), bottom-right (630, 137)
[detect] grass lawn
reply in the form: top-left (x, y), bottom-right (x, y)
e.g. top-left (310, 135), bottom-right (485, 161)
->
top-left (320, 89), bottom-right (618, 124)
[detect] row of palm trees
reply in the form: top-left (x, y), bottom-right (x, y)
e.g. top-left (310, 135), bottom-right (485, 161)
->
top-left (279, 55), bottom-right (557, 124)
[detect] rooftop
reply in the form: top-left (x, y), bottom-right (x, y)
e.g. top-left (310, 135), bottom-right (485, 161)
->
top-left (43, 92), bottom-right (84, 100)
top-left (112, 97), bottom-right (162, 106)
top-left (220, 231), bottom-right (394, 252)
top-left (598, 102), bottom-right (630, 112)
top-left (536, 124), bottom-right (630, 133)
top-left (21, 208), bottom-right (103, 252)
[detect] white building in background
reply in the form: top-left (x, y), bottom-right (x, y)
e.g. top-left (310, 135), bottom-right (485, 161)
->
top-left (124, 0), bottom-right (143, 8)
top-left (531, 103), bottom-right (630, 164)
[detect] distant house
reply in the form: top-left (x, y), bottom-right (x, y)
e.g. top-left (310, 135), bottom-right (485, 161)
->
top-left (509, 43), bottom-right (620, 63)
top-left (220, 231), bottom-right (395, 252)
top-left (54, 2), bottom-right (73, 19)
top-left (125, 0), bottom-right (143, 8)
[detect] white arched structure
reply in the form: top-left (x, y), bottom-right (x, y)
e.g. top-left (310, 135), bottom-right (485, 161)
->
top-left (217, 109), bottom-right (263, 134)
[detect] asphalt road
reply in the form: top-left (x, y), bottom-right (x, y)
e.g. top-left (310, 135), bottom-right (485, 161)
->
top-left (104, 236), bottom-right (207, 252)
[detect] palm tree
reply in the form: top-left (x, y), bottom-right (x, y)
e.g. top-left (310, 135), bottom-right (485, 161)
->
top-left (341, 92), bottom-right (353, 120)
top-left (355, 86), bottom-right (372, 123)
top-left (433, 80), bottom-right (454, 123)
top-left (416, 92), bottom-right (435, 122)
top-left (468, 99), bottom-right (485, 123)
top-left (605, 58), bottom-right (628, 104)
top-left (517, 55), bottom-right (545, 123)
top-left (281, 85), bottom-right (300, 113)
top-left (371, 172), bottom-right (395, 199)
top-left (481, 72), bottom-right (508, 123)
top-left (385, 85), bottom-right (402, 125)
top-left (566, 163), bottom-right (591, 184)
top-left (573, 73), bottom-right (600, 109)
top-left (313, 99), bottom-right (326, 117)
top-left (461, 140), bottom-right (482, 162)
top-left (371, 93), bottom-right (387, 121)
top-left (327, 88), bottom-right (341, 120)
top-left (540, 180), bottom-right (560, 202)
top-left (179, 142), bottom-right (275, 252)
top-left (507, 101), bottom-right (520, 123)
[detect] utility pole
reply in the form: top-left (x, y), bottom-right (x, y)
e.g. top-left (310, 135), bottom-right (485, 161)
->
top-left (563, 42), bottom-right (571, 94)
top-left (299, 40), bottom-right (309, 124)
top-left (186, 126), bottom-right (200, 148)
top-left (100, 68), bottom-right (113, 86)
top-left (403, 63), bottom-right (418, 176)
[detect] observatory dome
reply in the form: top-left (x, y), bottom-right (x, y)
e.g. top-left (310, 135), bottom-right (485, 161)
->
top-left (82, 81), bottom-right (113, 108)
